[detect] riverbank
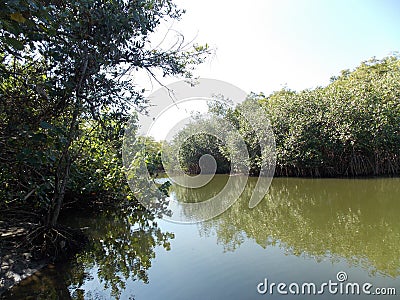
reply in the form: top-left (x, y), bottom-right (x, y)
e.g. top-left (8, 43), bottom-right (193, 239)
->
top-left (0, 197), bottom-right (132, 295)
top-left (0, 218), bottom-right (47, 295)
top-left (0, 203), bottom-right (93, 295)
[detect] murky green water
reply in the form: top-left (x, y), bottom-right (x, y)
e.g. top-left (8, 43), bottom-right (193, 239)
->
top-left (3, 176), bottom-right (400, 299)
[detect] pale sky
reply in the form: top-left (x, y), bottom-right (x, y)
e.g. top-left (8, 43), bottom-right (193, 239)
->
top-left (147, 99), bottom-right (209, 141)
top-left (136, 0), bottom-right (400, 96)
top-left (133, 0), bottom-right (400, 140)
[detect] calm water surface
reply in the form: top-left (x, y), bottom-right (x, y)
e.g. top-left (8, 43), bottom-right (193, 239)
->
top-left (3, 176), bottom-right (400, 299)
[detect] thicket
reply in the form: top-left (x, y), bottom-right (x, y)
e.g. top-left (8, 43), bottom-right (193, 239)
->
top-left (0, 0), bottom-right (206, 259)
top-left (176, 56), bottom-right (400, 177)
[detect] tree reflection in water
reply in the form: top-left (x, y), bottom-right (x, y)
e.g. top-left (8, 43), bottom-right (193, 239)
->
top-left (72, 206), bottom-right (174, 298)
top-left (3, 206), bottom-right (174, 299)
top-left (4, 177), bottom-right (400, 299)
top-left (171, 176), bottom-right (400, 278)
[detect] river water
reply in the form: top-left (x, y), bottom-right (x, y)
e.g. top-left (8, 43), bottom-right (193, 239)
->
top-left (3, 176), bottom-right (400, 299)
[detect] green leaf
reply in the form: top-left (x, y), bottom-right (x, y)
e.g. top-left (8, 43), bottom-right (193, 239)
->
top-left (5, 37), bottom-right (24, 50)
top-left (39, 120), bottom-right (53, 130)
top-left (32, 132), bottom-right (47, 142)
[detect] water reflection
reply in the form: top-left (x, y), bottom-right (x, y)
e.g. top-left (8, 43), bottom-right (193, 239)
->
top-left (3, 177), bottom-right (400, 299)
top-left (182, 176), bottom-right (400, 277)
top-left (3, 207), bottom-right (174, 299)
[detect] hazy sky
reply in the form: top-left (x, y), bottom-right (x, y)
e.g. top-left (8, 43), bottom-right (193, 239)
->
top-left (141, 0), bottom-right (400, 96)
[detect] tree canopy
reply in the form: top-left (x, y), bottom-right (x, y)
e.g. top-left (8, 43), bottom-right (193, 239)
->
top-left (0, 0), bottom-right (209, 228)
top-left (175, 55), bottom-right (400, 177)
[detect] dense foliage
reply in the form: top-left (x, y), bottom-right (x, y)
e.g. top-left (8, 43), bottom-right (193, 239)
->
top-left (264, 55), bottom-right (400, 176)
top-left (170, 130), bottom-right (231, 175)
top-left (0, 0), bottom-right (208, 226)
top-left (176, 56), bottom-right (400, 177)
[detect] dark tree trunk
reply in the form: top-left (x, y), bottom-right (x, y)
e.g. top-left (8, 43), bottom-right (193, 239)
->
top-left (47, 105), bottom-right (79, 227)
top-left (49, 153), bottom-right (71, 227)
top-left (47, 53), bottom-right (88, 227)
